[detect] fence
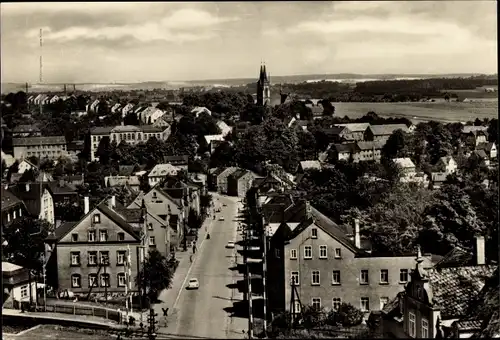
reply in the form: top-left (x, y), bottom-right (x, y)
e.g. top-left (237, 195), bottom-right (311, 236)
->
top-left (12, 300), bottom-right (122, 324)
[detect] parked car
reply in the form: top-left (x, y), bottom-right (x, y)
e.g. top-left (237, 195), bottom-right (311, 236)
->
top-left (226, 241), bottom-right (235, 249)
top-left (219, 216), bottom-right (225, 221)
top-left (187, 278), bottom-right (199, 290)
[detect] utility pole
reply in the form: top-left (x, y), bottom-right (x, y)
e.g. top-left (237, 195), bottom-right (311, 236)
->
top-left (147, 308), bottom-right (158, 340)
top-left (245, 202), bottom-right (253, 339)
top-left (262, 216), bottom-right (268, 336)
top-left (42, 254), bottom-right (47, 311)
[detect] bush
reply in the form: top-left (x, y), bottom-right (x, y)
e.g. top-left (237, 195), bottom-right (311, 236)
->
top-left (326, 303), bottom-right (364, 327)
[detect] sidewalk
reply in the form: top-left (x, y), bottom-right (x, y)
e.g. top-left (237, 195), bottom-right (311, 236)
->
top-left (153, 209), bottom-right (215, 326)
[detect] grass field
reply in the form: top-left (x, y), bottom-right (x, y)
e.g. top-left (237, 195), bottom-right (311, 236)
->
top-left (3, 325), bottom-right (113, 340)
top-left (332, 100), bottom-right (498, 123)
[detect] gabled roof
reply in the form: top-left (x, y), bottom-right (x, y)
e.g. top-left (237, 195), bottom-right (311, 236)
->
top-left (149, 164), bottom-right (180, 177)
top-left (141, 125), bottom-right (164, 133)
top-left (334, 143), bottom-right (355, 153)
top-left (435, 246), bottom-right (476, 269)
top-left (163, 155), bottom-right (189, 165)
top-left (209, 167), bottom-right (226, 177)
top-left (393, 157), bottom-right (416, 169)
top-left (218, 167), bottom-right (239, 179)
top-left (462, 126), bottom-right (488, 134)
top-left (119, 165), bottom-right (136, 176)
top-left (427, 265), bottom-right (497, 319)
top-left (228, 169), bottom-right (248, 181)
top-left (369, 124), bottom-right (409, 136)
top-left (473, 150), bottom-right (488, 159)
top-left (467, 268), bottom-right (499, 338)
top-left (8, 182), bottom-right (48, 216)
top-left (205, 134), bottom-right (225, 144)
top-left (336, 123), bottom-right (370, 132)
top-left (12, 125), bottom-right (41, 133)
top-left (1, 186), bottom-right (23, 211)
top-left (13, 136), bottom-right (66, 146)
top-left (431, 172), bottom-right (448, 183)
top-left (45, 181), bottom-right (78, 196)
top-left (438, 156), bottom-right (456, 166)
top-left (90, 126), bottom-right (113, 135)
top-left (356, 141), bottom-right (384, 151)
top-left (323, 126), bottom-right (347, 136)
top-left (300, 160), bottom-right (321, 170)
top-left (476, 142), bottom-right (496, 152)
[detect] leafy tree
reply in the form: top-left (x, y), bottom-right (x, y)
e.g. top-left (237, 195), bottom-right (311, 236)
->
top-left (19, 168), bottom-right (37, 183)
top-left (382, 129), bottom-right (412, 160)
top-left (136, 249), bottom-right (175, 302)
top-left (123, 110), bottom-right (140, 126)
top-left (299, 305), bottom-right (328, 329)
top-left (187, 209), bottom-right (202, 229)
top-left (487, 118), bottom-right (498, 143)
top-left (326, 303), bottom-right (364, 327)
top-left (3, 217), bottom-right (52, 271)
top-left (95, 136), bottom-right (114, 165)
top-left (55, 202), bottom-right (84, 222)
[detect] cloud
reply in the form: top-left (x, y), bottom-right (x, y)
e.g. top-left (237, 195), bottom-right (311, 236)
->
top-left (24, 8), bottom-right (235, 44)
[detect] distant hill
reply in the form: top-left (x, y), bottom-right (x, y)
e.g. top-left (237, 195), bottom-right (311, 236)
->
top-left (1, 73), bottom-right (496, 94)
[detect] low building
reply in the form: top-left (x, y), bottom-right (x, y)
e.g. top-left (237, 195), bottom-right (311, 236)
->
top-left (330, 143), bottom-right (356, 162)
top-left (13, 136), bottom-right (67, 161)
top-left (267, 204), bottom-right (436, 318)
top-left (204, 135), bottom-right (225, 154)
top-left (364, 124), bottom-right (409, 144)
top-left (17, 159), bottom-right (37, 174)
top-left (336, 123), bottom-right (371, 141)
top-left (148, 164), bottom-right (181, 187)
top-left (44, 198), bottom-right (142, 297)
top-left (12, 125), bottom-right (41, 138)
top-left (216, 120), bottom-right (232, 137)
top-left (138, 107), bottom-right (165, 125)
top-left (2, 262), bottom-right (37, 304)
top-left (1, 187), bottom-right (27, 226)
top-left (430, 172), bottom-right (448, 189)
top-left (227, 169), bottom-right (258, 197)
top-left (217, 167), bottom-right (239, 194)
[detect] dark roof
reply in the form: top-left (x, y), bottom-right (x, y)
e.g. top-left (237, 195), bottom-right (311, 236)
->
top-left (1, 186), bottom-right (23, 211)
top-left (12, 136), bottom-right (66, 146)
top-left (12, 125), bottom-right (40, 133)
top-left (141, 125), bottom-right (164, 133)
top-left (119, 165), bottom-right (136, 176)
top-left (356, 141), bottom-right (385, 151)
top-left (45, 181), bottom-right (78, 196)
top-left (476, 142), bottom-right (495, 152)
top-left (323, 126), bottom-right (346, 137)
top-left (90, 126), bottom-right (113, 135)
top-left (163, 155), bottom-right (189, 165)
top-left (334, 143), bottom-right (355, 153)
top-left (368, 124), bottom-right (409, 136)
top-left (67, 140), bottom-right (85, 151)
top-left (435, 246), bottom-right (476, 268)
top-left (46, 221), bottom-right (77, 241)
top-left (169, 214), bottom-right (179, 229)
top-left (428, 265), bottom-right (497, 319)
top-left (468, 268), bottom-right (499, 337)
top-left (8, 183), bottom-right (46, 216)
top-left (473, 150), bottom-right (488, 159)
top-left (154, 186), bottom-right (182, 207)
top-left (116, 208), bottom-right (143, 223)
top-left (228, 169), bottom-right (248, 181)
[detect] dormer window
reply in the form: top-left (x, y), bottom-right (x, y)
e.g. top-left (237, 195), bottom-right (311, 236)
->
top-left (152, 192), bottom-right (157, 199)
top-left (93, 214), bottom-right (101, 223)
top-left (311, 228), bottom-right (318, 239)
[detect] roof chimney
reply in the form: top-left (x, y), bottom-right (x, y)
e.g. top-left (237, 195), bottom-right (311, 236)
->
top-left (25, 183), bottom-right (30, 192)
top-left (354, 219), bottom-right (361, 249)
top-left (475, 235), bottom-right (486, 265)
top-left (84, 196), bottom-right (90, 214)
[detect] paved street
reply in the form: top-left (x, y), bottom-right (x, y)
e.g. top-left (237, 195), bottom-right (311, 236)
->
top-left (159, 193), bottom-right (247, 339)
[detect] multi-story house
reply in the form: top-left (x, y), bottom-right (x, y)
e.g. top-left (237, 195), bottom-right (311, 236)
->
top-left (336, 123), bottom-right (371, 142)
top-left (13, 136), bottom-right (67, 161)
top-left (44, 197), bottom-right (142, 296)
top-left (148, 164), bottom-right (181, 187)
top-left (352, 141), bottom-right (384, 163)
top-left (227, 169), bottom-right (258, 197)
top-left (476, 142), bottom-right (497, 159)
top-left (8, 182), bottom-right (55, 225)
top-left (217, 167), bottom-right (239, 194)
top-left (267, 203), bottom-right (435, 318)
top-left (162, 176), bottom-right (201, 216)
top-left (90, 125), bottom-right (171, 161)
top-left (121, 103), bottom-right (135, 118)
top-left (1, 186), bottom-right (28, 226)
top-left (138, 107), bottom-right (165, 125)
top-left (330, 143), bottom-right (356, 162)
top-left (2, 262), bottom-right (38, 304)
top-left (435, 156), bottom-right (458, 175)
top-left (380, 237), bottom-right (496, 338)
top-left (12, 125), bottom-right (42, 138)
top-left (462, 126), bottom-right (488, 147)
top-left (364, 124), bottom-right (409, 144)
top-left (17, 159), bottom-right (37, 174)
top-left (128, 187), bottom-right (185, 249)
top-left (163, 155), bottom-right (189, 171)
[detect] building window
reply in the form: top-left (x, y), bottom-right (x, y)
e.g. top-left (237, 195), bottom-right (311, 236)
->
top-left (319, 245), bottom-right (327, 259)
top-left (88, 230), bottom-right (96, 242)
top-left (148, 223), bottom-right (154, 230)
top-left (360, 297), bottom-right (370, 312)
top-left (304, 246), bottom-right (312, 259)
top-left (93, 214), bottom-right (101, 223)
top-left (71, 274), bottom-right (81, 288)
top-left (312, 298), bottom-right (321, 310)
top-left (99, 230), bottom-right (108, 242)
top-left (360, 270), bottom-right (369, 284)
top-left (99, 251), bottom-right (109, 265)
top-left (334, 248), bottom-right (341, 258)
top-left (380, 297), bottom-right (389, 310)
top-left (70, 252), bottom-right (80, 266)
top-left (89, 274), bottom-right (98, 288)
top-left (311, 228), bottom-right (318, 238)
top-left (117, 251), bottom-right (126, 265)
top-left (332, 270), bottom-right (341, 285)
top-left (88, 251), bottom-right (97, 266)
top-left (20, 285), bottom-right (28, 298)
top-left (152, 192), bottom-right (157, 199)
top-left (421, 318), bottom-right (429, 338)
top-left (290, 249), bottom-right (297, 259)
top-left (332, 298), bottom-right (342, 311)
top-left (291, 271), bottom-right (300, 286)
top-left (149, 236), bottom-right (156, 246)
top-left (409, 312), bottom-right (416, 337)
top-left (71, 233), bottom-right (78, 242)
top-left (380, 269), bottom-right (389, 284)
top-left (19, 209), bottom-right (22, 217)
top-left (117, 273), bottom-right (126, 287)
top-left (7, 213), bottom-right (10, 222)
top-left (13, 210), bottom-right (16, 219)
top-left (400, 269), bottom-right (409, 283)
top-left (118, 232), bottom-right (125, 241)
top-left (275, 248), bottom-right (281, 258)
top-left (311, 271), bottom-right (320, 285)
top-left (100, 274), bottom-right (110, 287)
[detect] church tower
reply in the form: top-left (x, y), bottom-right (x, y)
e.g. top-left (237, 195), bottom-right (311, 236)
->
top-left (257, 64), bottom-right (271, 106)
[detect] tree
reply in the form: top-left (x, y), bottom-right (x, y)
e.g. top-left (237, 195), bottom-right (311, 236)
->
top-left (187, 209), bottom-right (202, 229)
top-left (3, 217), bottom-right (52, 271)
top-left (136, 249), bottom-right (175, 303)
top-left (326, 303), bottom-right (364, 327)
top-left (95, 136), bottom-right (114, 165)
top-left (55, 201), bottom-right (84, 222)
top-left (382, 129), bottom-right (412, 160)
top-left (487, 118), bottom-right (498, 143)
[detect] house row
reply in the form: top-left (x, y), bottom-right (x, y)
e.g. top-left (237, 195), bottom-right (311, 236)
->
top-left (43, 173), bottom-right (203, 297)
top-left (90, 124), bottom-right (171, 161)
top-left (209, 167), bottom-right (259, 197)
top-left (203, 120), bottom-right (234, 153)
top-left (12, 136), bottom-right (67, 162)
top-left (323, 141), bottom-right (385, 163)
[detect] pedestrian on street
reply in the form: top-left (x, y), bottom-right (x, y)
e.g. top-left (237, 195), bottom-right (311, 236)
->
top-left (193, 243), bottom-right (197, 254)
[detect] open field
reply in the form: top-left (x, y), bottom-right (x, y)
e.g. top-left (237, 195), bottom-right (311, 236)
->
top-left (3, 325), bottom-right (112, 340)
top-left (333, 101), bottom-right (498, 123)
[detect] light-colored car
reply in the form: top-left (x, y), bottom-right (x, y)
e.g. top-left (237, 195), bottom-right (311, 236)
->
top-left (226, 241), bottom-right (235, 249)
top-left (187, 278), bottom-right (199, 290)
top-left (219, 216), bottom-right (225, 221)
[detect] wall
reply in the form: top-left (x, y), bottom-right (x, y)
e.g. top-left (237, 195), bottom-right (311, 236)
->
top-left (41, 189), bottom-right (54, 225)
top-left (10, 282), bottom-right (37, 302)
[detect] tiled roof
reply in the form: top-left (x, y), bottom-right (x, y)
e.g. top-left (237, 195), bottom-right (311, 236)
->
top-left (12, 125), bottom-right (40, 133)
top-left (1, 186), bottom-right (23, 211)
top-left (205, 134), bottom-right (225, 144)
top-left (336, 123), bottom-right (370, 132)
top-left (356, 141), bottom-right (385, 151)
top-left (8, 183), bottom-right (46, 216)
top-left (393, 157), bottom-right (416, 169)
top-left (140, 125), bottom-right (164, 133)
top-left (473, 150), bottom-right (488, 159)
top-left (476, 142), bottom-right (495, 152)
top-left (163, 155), bottom-right (189, 165)
top-left (12, 136), bottom-right (66, 146)
top-left (97, 203), bottom-right (141, 239)
top-left (2, 261), bottom-right (24, 273)
top-left (46, 221), bottom-right (77, 241)
top-left (435, 246), bottom-right (475, 268)
top-left (116, 208), bottom-right (143, 223)
top-left (428, 265), bottom-right (497, 319)
top-left (323, 127), bottom-right (346, 136)
top-left (334, 143), bottom-right (355, 153)
top-left (228, 169), bottom-right (248, 181)
top-left (218, 167), bottom-right (239, 180)
top-left (369, 124), bottom-right (409, 136)
top-left (456, 320), bottom-right (483, 330)
top-left (148, 164), bottom-right (180, 177)
top-left (90, 126), bottom-right (113, 135)
top-left (111, 125), bottom-right (142, 133)
top-left (46, 181), bottom-right (78, 195)
top-left (119, 165), bottom-right (136, 176)
top-left (300, 160), bottom-right (321, 170)
top-left (431, 172), bottom-right (448, 183)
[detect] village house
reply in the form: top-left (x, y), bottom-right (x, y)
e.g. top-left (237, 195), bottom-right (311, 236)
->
top-left (435, 156), bottom-right (458, 175)
top-left (44, 197), bottom-right (142, 297)
top-left (217, 167), bottom-right (239, 194)
top-left (2, 262), bottom-right (37, 305)
top-left (364, 124), bottom-right (410, 144)
top-left (335, 123), bottom-right (371, 142)
top-left (162, 176), bottom-right (201, 216)
top-left (105, 176), bottom-right (140, 191)
top-left (191, 107), bottom-right (211, 118)
top-left (45, 180), bottom-right (79, 206)
top-left (204, 135), bottom-right (226, 154)
top-left (8, 182), bottom-right (55, 225)
top-left (380, 238), bottom-right (496, 339)
top-left (121, 103), bottom-right (135, 118)
top-left (13, 136), bottom-right (67, 161)
top-left (138, 107), bottom-right (165, 125)
top-left (476, 142), bottom-right (497, 159)
top-left (110, 103), bottom-right (122, 114)
top-left (216, 120), bottom-right (233, 137)
top-left (1, 186), bottom-right (28, 227)
top-left (352, 141), bottom-right (384, 163)
top-left (17, 159), bottom-right (37, 174)
top-left (163, 155), bottom-right (189, 171)
top-left (12, 125), bottom-right (41, 138)
top-left (462, 126), bottom-right (488, 147)
top-left (153, 116), bottom-right (171, 129)
top-left (148, 163), bottom-right (181, 187)
top-left (66, 140), bottom-right (85, 161)
top-left (208, 168), bottom-right (226, 191)
top-left (227, 169), bottom-right (258, 197)
top-left (90, 125), bottom-right (171, 161)
top-left (470, 150), bottom-right (491, 167)
top-left (266, 202), bottom-right (436, 318)
top-left (299, 160), bottom-right (322, 172)
top-left (328, 143), bottom-right (355, 162)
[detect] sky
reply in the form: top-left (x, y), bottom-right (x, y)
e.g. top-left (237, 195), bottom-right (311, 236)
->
top-left (1, 1), bottom-right (497, 83)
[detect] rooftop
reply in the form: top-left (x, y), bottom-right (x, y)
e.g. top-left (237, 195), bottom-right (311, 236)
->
top-left (12, 136), bottom-right (66, 146)
top-left (336, 123), bottom-right (370, 132)
top-left (393, 157), bottom-right (416, 169)
top-left (369, 124), bottom-right (409, 136)
top-left (149, 164), bottom-right (180, 177)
